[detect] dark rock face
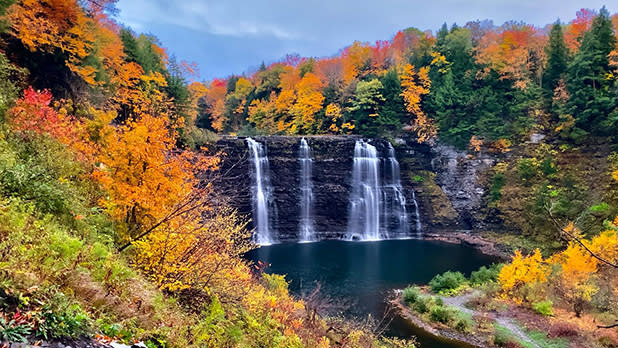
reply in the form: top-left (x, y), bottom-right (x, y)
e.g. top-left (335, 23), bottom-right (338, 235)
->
top-left (429, 144), bottom-right (496, 230)
top-left (213, 136), bottom-right (431, 241)
top-left (212, 136), bottom-right (508, 241)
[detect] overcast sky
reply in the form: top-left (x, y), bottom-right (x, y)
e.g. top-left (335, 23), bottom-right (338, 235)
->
top-left (114, 1), bottom-right (613, 80)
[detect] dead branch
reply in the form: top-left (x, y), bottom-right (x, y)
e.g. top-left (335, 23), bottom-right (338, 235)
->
top-left (544, 203), bottom-right (617, 268)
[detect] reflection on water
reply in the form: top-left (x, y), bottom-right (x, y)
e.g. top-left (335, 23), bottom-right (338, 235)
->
top-left (246, 239), bottom-right (497, 348)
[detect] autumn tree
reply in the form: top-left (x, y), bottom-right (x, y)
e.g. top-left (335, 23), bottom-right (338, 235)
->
top-left (202, 79), bottom-right (228, 132)
top-left (564, 8), bottom-right (596, 51)
top-left (400, 64), bottom-right (435, 143)
top-left (475, 22), bottom-right (546, 88)
top-left (342, 41), bottom-right (372, 84)
top-left (91, 112), bottom-right (217, 243)
top-left (549, 242), bottom-right (599, 316)
top-left (7, 0), bottom-right (98, 85)
top-left (291, 72), bottom-right (324, 133)
top-left (224, 77), bottom-right (253, 132)
top-left (248, 93), bottom-right (279, 133)
top-left (498, 249), bottom-right (548, 302)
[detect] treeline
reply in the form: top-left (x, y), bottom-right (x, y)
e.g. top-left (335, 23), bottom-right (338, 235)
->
top-left (199, 8), bottom-right (618, 149)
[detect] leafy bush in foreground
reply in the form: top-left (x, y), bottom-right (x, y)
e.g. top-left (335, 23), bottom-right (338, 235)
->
top-left (429, 306), bottom-right (455, 324)
top-left (429, 271), bottom-right (467, 294)
top-left (403, 286), bottom-right (422, 305)
top-left (0, 316), bottom-right (31, 343)
top-left (470, 264), bottom-right (503, 286)
top-left (532, 300), bottom-right (554, 316)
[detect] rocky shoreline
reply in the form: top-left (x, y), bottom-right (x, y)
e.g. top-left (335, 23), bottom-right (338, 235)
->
top-left (389, 295), bottom-right (485, 348)
top-left (423, 231), bottom-right (510, 260)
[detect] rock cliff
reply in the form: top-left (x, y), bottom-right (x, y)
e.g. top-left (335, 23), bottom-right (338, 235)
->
top-left (212, 136), bottom-right (498, 241)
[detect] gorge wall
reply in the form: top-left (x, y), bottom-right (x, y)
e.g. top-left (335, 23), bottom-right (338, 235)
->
top-left (213, 136), bottom-right (500, 241)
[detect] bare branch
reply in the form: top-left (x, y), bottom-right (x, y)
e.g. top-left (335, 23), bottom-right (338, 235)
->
top-left (544, 204), bottom-right (617, 268)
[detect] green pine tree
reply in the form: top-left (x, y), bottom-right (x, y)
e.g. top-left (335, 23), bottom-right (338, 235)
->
top-left (544, 21), bottom-right (569, 92)
top-left (567, 6), bottom-right (617, 137)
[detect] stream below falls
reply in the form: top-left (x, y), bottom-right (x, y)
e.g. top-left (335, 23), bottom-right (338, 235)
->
top-left (246, 239), bottom-right (497, 348)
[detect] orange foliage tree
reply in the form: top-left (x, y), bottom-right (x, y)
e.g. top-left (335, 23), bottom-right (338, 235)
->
top-left (564, 8), bottom-right (596, 51)
top-left (475, 22), bottom-right (546, 87)
top-left (91, 113), bottom-right (215, 242)
top-left (8, 0), bottom-right (97, 83)
top-left (205, 79), bottom-right (228, 132)
top-left (342, 41), bottom-right (372, 84)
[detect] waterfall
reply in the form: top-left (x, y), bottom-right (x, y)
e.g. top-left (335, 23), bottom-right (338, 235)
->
top-left (246, 138), bottom-right (276, 245)
top-left (383, 144), bottom-right (409, 238)
top-left (347, 140), bottom-right (382, 241)
top-left (412, 190), bottom-right (422, 237)
top-left (298, 138), bottom-right (316, 242)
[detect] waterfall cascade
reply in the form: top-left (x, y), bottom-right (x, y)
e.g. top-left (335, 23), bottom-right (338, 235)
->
top-left (298, 138), bottom-right (316, 242)
top-left (347, 141), bottom-right (420, 241)
top-left (246, 138), bottom-right (276, 245)
top-left (242, 137), bottom-right (421, 243)
top-left (383, 144), bottom-right (409, 238)
top-left (347, 140), bottom-right (382, 241)
top-left (412, 191), bottom-right (422, 237)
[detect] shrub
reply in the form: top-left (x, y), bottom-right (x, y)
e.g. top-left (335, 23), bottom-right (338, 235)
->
top-left (540, 158), bottom-right (557, 177)
top-left (470, 264), bottom-right (503, 286)
top-left (517, 158), bottom-right (539, 181)
top-left (429, 271), bottom-right (467, 294)
top-left (598, 336), bottom-right (618, 348)
top-left (494, 325), bottom-right (519, 347)
top-left (489, 173), bottom-right (505, 201)
top-left (429, 306), bottom-right (454, 324)
top-left (589, 202), bottom-right (610, 214)
top-left (532, 300), bottom-right (554, 316)
top-left (0, 316), bottom-right (31, 343)
top-left (35, 294), bottom-right (91, 339)
top-left (434, 296), bottom-right (443, 306)
top-left (402, 286), bottom-right (421, 305)
top-left (413, 297), bottom-right (429, 314)
top-left (454, 318), bottom-right (472, 333)
top-left (548, 323), bottom-right (578, 338)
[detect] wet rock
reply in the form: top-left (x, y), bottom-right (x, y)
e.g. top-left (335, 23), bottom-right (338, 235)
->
top-left (430, 143), bottom-right (498, 230)
top-left (212, 136), bottom-right (429, 241)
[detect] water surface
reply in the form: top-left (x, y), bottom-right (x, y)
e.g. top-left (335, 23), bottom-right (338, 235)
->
top-left (246, 239), bottom-right (497, 348)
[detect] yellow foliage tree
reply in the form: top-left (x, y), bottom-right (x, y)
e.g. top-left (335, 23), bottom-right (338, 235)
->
top-left (498, 249), bottom-right (548, 302)
top-left (133, 207), bottom-right (252, 293)
top-left (325, 103), bottom-right (343, 133)
top-left (400, 64), bottom-right (436, 143)
top-left (549, 242), bottom-right (598, 316)
top-left (248, 93), bottom-right (279, 133)
top-left (292, 72), bottom-right (324, 133)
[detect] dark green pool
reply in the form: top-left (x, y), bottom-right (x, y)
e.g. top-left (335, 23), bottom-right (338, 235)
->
top-left (246, 239), bottom-right (497, 348)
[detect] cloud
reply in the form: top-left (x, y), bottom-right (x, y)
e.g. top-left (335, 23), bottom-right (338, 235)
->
top-left (117, 1), bottom-right (299, 40)
top-left (115, 0), bottom-right (614, 78)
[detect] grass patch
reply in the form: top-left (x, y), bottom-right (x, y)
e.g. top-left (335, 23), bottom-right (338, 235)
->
top-left (520, 330), bottom-right (568, 348)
